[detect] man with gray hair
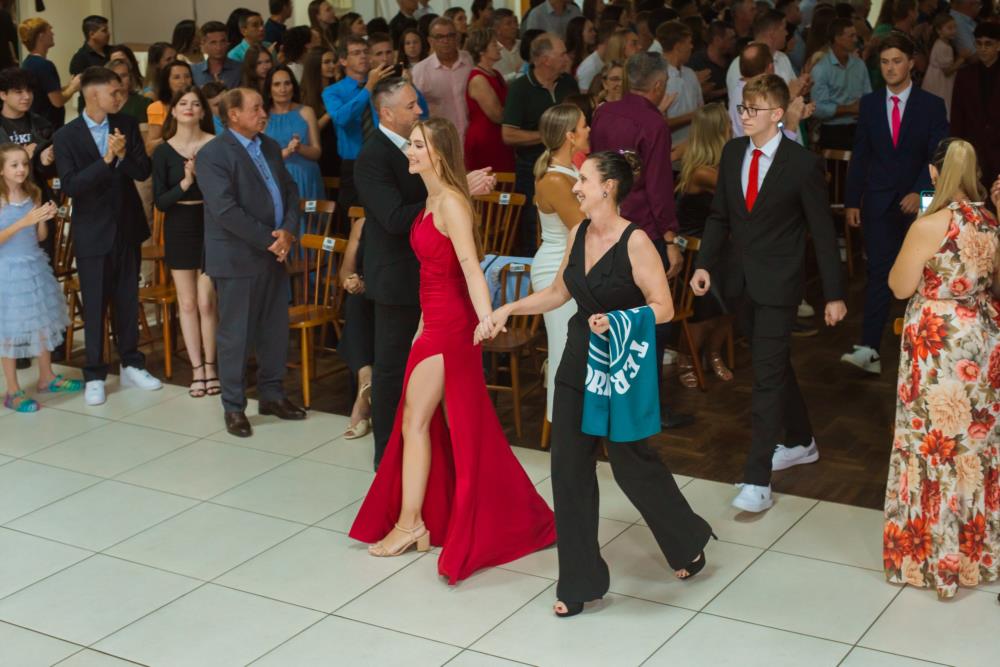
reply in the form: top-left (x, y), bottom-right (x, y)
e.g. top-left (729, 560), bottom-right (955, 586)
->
top-left (501, 32), bottom-right (577, 253)
top-left (411, 17), bottom-right (474, 140)
top-left (590, 51), bottom-right (694, 430)
top-left (356, 77), bottom-right (495, 468)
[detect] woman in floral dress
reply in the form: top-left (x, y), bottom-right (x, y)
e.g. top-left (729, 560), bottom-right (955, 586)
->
top-left (883, 138), bottom-right (1000, 599)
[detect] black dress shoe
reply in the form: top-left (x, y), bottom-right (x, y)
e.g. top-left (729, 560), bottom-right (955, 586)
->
top-left (661, 410), bottom-right (695, 429)
top-left (225, 411), bottom-right (253, 438)
top-left (258, 398), bottom-right (307, 420)
top-left (791, 321), bottom-right (818, 337)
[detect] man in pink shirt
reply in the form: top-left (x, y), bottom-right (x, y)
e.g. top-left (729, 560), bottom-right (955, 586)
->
top-left (411, 17), bottom-right (473, 140)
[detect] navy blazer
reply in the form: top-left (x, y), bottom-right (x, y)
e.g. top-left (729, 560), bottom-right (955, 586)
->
top-left (53, 112), bottom-right (151, 258)
top-left (197, 129), bottom-right (300, 278)
top-left (845, 86), bottom-right (948, 217)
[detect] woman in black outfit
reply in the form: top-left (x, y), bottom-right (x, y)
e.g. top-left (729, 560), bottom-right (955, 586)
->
top-left (152, 86), bottom-right (218, 398)
top-left (481, 151), bottom-right (714, 618)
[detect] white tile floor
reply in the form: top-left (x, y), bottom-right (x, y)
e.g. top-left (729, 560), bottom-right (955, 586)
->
top-left (1, 366), bottom-right (997, 667)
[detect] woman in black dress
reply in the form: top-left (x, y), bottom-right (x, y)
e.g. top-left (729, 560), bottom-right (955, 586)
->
top-left (480, 151), bottom-right (714, 618)
top-left (674, 102), bottom-right (735, 387)
top-left (152, 86), bottom-right (217, 398)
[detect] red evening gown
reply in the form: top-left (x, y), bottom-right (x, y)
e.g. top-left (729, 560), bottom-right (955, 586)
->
top-left (463, 68), bottom-right (515, 172)
top-left (349, 210), bottom-right (556, 584)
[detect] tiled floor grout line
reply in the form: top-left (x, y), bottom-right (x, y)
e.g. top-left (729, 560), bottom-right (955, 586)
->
top-left (52, 645), bottom-right (150, 666)
top-left (444, 579), bottom-right (557, 653)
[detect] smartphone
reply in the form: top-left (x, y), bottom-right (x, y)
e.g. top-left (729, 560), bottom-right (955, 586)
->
top-left (920, 190), bottom-right (934, 214)
top-left (391, 63), bottom-right (405, 78)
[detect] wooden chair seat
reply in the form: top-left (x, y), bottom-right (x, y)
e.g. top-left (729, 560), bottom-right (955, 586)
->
top-left (288, 304), bottom-right (338, 328)
top-left (141, 244), bottom-right (164, 260)
top-left (138, 284), bottom-right (176, 303)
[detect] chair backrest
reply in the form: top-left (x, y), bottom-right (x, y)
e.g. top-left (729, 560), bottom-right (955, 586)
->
top-left (51, 201), bottom-right (75, 280)
top-left (323, 176), bottom-right (341, 200)
top-left (494, 171), bottom-right (516, 193)
top-left (299, 199), bottom-right (337, 237)
top-left (474, 191), bottom-right (526, 256)
top-left (497, 262), bottom-right (540, 334)
top-left (672, 235), bottom-right (703, 318)
top-left (821, 149), bottom-right (851, 211)
top-left (298, 233), bottom-right (348, 311)
top-left (151, 208), bottom-right (166, 245)
top-left (48, 177), bottom-right (69, 208)
top-left (348, 206), bottom-right (365, 224)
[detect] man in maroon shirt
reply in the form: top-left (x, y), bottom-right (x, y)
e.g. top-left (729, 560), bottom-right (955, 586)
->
top-left (591, 51), bottom-right (693, 429)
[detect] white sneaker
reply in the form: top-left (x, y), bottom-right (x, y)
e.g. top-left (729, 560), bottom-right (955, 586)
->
top-left (84, 380), bottom-right (106, 406)
top-left (662, 348), bottom-right (678, 366)
top-left (120, 366), bottom-right (162, 391)
top-left (840, 345), bottom-right (881, 375)
top-left (772, 438), bottom-right (819, 472)
top-left (732, 483), bottom-right (774, 512)
top-left (797, 300), bottom-right (815, 318)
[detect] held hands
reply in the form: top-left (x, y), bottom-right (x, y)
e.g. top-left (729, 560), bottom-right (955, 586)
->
top-left (467, 167), bottom-right (495, 196)
top-left (268, 229), bottom-right (294, 262)
top-left (180, 158), bottom-right (196, 190)
top-left (342, 272), bottom-right (365, 294)
top-left (474, 305), bottom-right (510, 345)
top-left (588, 313), bottom-right (610, 335)
top-left (690, 268), bottom-right (711, 296)
top-left (824, 300), bottom-right (847, 327)
top-left (109, 129), bottom-right (126, 159)
top-left (282, 135), bottom-right (301, 159)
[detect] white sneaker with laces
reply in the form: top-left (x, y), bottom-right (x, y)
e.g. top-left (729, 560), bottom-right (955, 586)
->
top-left (732, 483), bottom-right (774, 513)
top-left (120, 366), bottom-right (162, 391)
top-left (84, 380), bottom-right (106, 406)
top-left (840, 345), bottom-right (881, 375)
top-left (772, 438), bottom-right (819, 471)
top-left (797, 300), bottom-right (815, 318)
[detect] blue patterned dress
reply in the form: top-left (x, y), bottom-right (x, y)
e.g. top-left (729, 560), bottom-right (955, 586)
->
top-left (265, 106), bottom-right (324, 201)
top-left (0, 198), bottom-right (69, 358)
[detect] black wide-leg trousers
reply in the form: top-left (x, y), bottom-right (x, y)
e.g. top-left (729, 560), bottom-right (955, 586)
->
top-left (550, 382), bottom-right (714, 604)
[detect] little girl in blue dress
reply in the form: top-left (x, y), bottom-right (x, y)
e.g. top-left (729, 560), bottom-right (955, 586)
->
top-left (0, 143), bottom-right (80, 412)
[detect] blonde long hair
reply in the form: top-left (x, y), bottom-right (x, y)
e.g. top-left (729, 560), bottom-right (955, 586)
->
top-left (533, 104), bottom-right (583, 181)
top-left (413, 117), bottom-right (483, 257)
top-left (675, 103), bottom-right (730, 194)
top-left (0, 144), bottom-right (42, 205)
top-left (923, 138), bottom-right (986, 218)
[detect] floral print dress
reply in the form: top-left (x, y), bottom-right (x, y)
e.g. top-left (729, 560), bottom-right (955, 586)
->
top-left (884, 201), bottom-right (1000, 598)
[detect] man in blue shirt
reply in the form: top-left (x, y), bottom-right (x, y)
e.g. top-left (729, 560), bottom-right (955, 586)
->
top-left (191, 21), bottom-right (242, 89)
top-left (810, 17), bottom-right (872, 149)
top-left (228, 11), bottom-right (271, 62)
top-left (323, 35), bottom-right (394, 212)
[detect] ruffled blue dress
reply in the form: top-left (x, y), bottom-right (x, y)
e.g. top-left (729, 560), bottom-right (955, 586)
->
top-left (0, 198), bottom-right (68, 358)
top-left (265, 107), bottom-right (324, 201)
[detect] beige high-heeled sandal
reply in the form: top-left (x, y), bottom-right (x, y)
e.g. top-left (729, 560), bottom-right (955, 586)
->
top-left (343, 418), bottom-right (371, 440)
top-left (368, 522), bottom-right (431, 557)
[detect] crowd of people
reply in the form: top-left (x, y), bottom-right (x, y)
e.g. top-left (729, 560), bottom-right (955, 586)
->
top-left (0, 0), bottom-right (999, 618)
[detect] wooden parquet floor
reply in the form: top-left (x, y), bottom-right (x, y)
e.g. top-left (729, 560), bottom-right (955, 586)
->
top-left (91, 258), bottom-right (902, 511)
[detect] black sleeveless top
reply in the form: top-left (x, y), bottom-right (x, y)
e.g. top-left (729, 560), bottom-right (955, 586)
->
top-left (555, 219), bottom-right (647, 390)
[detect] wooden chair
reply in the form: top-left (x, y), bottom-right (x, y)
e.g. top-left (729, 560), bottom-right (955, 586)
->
top-left (289, 199), bottom-right (336, 303)
top-left (51, 204), bottom-right (86, 361)
top-left (141, 208), bottom-right (168, 286)
top-left (821, 149), bottom-right (856, 277)
top-left (474, 191), bottom-right (526, 256)
top-left (494, 171), bottom-right (516, 193)
top-left (288, 233), bottom-right (348, 408)
top-left (483, 263), bottom-right (544, 438)
top-left (669, 235), bottom-right (735, 391)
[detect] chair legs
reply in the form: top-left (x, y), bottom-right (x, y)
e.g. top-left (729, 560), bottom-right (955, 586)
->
top-left (540, 417), bottom-right (551, 450)
top-left (844, 222), bottom-right (855, 278)
top-left (510, 353), bottom-right (522, 438)
top-left (681, 319), bottom-right (707, 391)
top-left (300, 327), bottom-right (311, 409)
top-left (161, 302), bottom-right (172, 379)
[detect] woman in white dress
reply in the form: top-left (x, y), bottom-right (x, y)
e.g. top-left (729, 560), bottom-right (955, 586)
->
top-left (531, 104), bottom-right (590, 429)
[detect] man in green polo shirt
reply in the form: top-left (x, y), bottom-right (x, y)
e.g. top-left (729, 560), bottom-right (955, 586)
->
top-left (502, 32), bottom-right (578, 254)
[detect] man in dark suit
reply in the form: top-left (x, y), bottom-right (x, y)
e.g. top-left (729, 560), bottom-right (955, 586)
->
top-left (54, 66), bottom-right (161, 407)
top-left (950, 22), bottom-right (1000, 205)
top-left (843, 32), bottom-right (949, 376)
top-left (357, 77), bottom-right (493, 469)
top-left (691, 73), bottom-right (846, 513)
top-left (197, 87), bottom-right (305, 437)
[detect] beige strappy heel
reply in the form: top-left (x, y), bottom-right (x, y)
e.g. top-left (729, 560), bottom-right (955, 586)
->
top-left (368, 522), bottom-right (431, 557)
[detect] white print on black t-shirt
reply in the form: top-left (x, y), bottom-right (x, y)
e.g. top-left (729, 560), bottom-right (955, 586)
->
top-left (6, 131), bottom-right (33, 145)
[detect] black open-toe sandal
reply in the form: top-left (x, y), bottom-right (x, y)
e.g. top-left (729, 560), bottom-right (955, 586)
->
top-left (676, 533), bottom-right (718, 581)
top-left (204, 361), bottom-right (221, 396)
top-left (554, 601), bottom-right (584, 618)
top-left (188, 364), bottom-right (206, 398)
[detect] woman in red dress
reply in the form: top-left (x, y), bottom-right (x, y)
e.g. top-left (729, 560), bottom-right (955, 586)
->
top-left (463, 28), bottom-right (515, 173)
top-left (349, 118), bottom-right (555, 584)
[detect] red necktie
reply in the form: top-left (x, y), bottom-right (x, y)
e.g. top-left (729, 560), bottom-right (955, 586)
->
top-left (891, 95), bottom-right (901, 147)
top-left (746, 149), bottom-right (762, 212)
